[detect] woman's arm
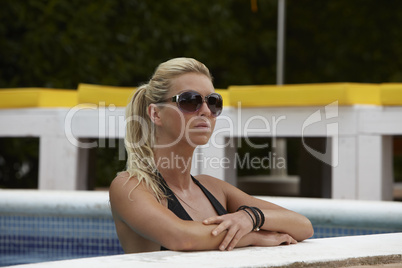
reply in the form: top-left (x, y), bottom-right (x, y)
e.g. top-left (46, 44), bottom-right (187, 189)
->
top-left (201, 175), bottom-right (314, 250)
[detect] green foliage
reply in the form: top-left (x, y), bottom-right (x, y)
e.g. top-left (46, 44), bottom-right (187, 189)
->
top-left (1, 0), bottom-right (401, 89)
top-left (286, 0), bottom-right (402, 83)
top-left (0, 0), bottom-right (279, 89)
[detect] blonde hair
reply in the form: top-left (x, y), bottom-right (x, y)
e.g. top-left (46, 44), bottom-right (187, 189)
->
top-left (124, 57), bottom-right (212, 202)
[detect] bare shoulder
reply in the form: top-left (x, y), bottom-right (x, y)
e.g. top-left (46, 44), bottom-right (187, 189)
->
top-left (193, 174), bottom-right (239, 207)
top-left (194, 174), bottom-right (237, 192)
top-left (109, 171), bottom-right (151, 205)
top-left (110, 171), bottom-right (132, 189)
top-left (110, 171), bottom-right (147, 191)
top-left (110, 172), bottom-right (131, 197)
top-left (194, 174), bottom-right (229, 188)
top-left (194, 174), bottom-right (270, 213)
top-left (110, 171), bottom-right (128, 187)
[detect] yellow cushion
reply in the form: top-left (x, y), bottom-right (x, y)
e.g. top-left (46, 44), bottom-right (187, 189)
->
top-left (2, 83), bottom-right (398, 109)
top-left (380, 83), bottom-right (402, 105)
top-left (77, 83), bottom-right (136, 106)
top-left (228, 83), bottom-right (381, 107)
top-left (346, 84), bottom-right (381, 105)
top-left (0, 88), bottom-right (77, 108)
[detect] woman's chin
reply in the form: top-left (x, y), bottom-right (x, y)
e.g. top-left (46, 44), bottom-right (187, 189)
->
top-left (187, 136), bottom-right (211, 147)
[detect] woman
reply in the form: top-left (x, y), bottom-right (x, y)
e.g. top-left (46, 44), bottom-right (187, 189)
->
top-left (109, 57), bottom-right (314, 253)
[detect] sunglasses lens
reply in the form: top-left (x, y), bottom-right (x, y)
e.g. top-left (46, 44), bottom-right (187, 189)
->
top-left (176, 91), bottom-right (223, 116)
top-left (207, 93), bottom-right (223, 116)
top-left (178, 92), bottom-right (202, 113)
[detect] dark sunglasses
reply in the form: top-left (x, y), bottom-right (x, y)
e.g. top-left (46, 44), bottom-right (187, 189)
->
top-left (158, 90), bottom-right (223, 117)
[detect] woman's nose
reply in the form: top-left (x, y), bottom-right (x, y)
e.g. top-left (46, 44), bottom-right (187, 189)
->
top-left (198, 101), bottom-right (212, 117)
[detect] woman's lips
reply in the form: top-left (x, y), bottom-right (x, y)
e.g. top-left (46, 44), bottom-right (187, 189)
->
top-left (194, 122), bottom-right (211, 129)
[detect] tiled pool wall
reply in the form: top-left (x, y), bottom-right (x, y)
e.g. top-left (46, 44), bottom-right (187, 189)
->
top-left (1, 191), bottom-right (401, 267)
top-left (1, 214), bottom-right (398, 266)
top-left (311, 224), bottom-right (396, 238)
top-left (0, 214), bottom-right (123, 266)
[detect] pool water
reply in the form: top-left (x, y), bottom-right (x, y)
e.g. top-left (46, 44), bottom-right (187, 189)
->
top-left (0, 215), bottom-right (123, 266)
top-left (0, 214), bottom-right (397, 267)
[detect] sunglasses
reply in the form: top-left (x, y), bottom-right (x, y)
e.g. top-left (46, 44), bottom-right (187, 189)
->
top-left (158, 90), bottom-right (223, 117)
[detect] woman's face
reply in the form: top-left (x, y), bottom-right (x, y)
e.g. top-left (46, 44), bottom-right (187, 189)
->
top-left (156, 72), bottom-right (217, 148)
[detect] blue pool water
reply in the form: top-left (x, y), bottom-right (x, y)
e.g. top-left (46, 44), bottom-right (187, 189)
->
top-left (0, 214), bottom-right (398, 267)
top-left (0, 215), bottom-right (123, 266)
top-left (2, 191), bottom-right (402, 267)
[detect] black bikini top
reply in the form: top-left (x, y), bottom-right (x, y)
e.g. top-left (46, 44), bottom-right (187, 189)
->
top-left (159, 174), bottom-right (228, 250)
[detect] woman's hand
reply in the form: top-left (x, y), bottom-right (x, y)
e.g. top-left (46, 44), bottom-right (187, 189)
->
top-left (203, 211), bottom-right (254, 251)
top-left (251, 230), bottom-right (297, 247)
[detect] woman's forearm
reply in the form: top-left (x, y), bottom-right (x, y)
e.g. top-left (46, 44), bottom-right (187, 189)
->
top-left (166, 221), bottom-right (254, 251)
top-left (171, 221), bottom-right (298, 251)
top-left (260, 209), bottom-right (313, 241)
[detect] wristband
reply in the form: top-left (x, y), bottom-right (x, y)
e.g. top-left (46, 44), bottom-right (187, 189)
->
top-left (248, 207), bottom-right (260, 231)
top-left (237, 205), bottom-right (260, 232)
top-left (237, 207), bottom-right (255, 232)
top-left (252, 206), bottom-right (265, 229)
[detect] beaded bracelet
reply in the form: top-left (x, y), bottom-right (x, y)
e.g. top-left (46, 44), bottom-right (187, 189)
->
top-left (252, 206), bottom-right (265, 230)
top-left (248, 207), bottom-right (260, 231)
top-left (236, 206), bottom-right (255, 232)
top-left (237, 205), bottom-right (263, 231)
top-left (237, 205), bottom-right (265, 232)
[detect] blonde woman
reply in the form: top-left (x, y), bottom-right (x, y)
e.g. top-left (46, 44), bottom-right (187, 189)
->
top-left (109, 57), bottom-right (313, 253)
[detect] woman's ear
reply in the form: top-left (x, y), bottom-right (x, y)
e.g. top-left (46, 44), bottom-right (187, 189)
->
top-left (148, 104), bottom-right (162, 126)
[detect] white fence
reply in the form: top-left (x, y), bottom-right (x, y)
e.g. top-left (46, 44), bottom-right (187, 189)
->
top-left (1, 104), bottom-right (401, 200)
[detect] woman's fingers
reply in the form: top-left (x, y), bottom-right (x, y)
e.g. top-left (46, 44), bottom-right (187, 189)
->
top-left (202, 216), bottom-right (223, 225)
top-left (218, 219), bottom-right (252, 250)
top-left (219, 228), bottom-right (239, 251)
top-left (203, 212), bottom-right (256, 250)
top-left (279, 233), bottom-right (297, 245)
top-left (252, 231), bottom-right (298, 247)
top-left (212, 222), bottom-right (231, 236)
top-left (203, 216), bottom-right (229, 236)
top-left (226, 228), bottom-right (249, 251)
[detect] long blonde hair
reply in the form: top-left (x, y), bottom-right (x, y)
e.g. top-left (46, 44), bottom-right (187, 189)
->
top-left (125, 57), bottom-right (212, 202)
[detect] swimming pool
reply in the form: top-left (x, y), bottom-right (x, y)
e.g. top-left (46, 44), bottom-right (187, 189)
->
top-left (1, 190), bottom-right (401, 266)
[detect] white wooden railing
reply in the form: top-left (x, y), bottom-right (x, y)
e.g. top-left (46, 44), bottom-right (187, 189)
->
top-left (1, 104), bottom-right (401, 200)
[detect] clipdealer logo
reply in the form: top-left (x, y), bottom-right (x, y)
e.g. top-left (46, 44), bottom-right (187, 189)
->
top-left (301, 101), bottom-right (339, 167)
top-left (63, 101), bottom-right (339, 168)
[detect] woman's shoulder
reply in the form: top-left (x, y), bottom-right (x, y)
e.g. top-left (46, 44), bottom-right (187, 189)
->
top-left (194, 174), bottom-right (235, 195)
top-left (109, 171), bottom-right (143, 196)
top-left (194, 174), bottom-right (249, 201)
top-left (110, 171), bottom-right (133, 188)
top-left (194, 174), bottom-right (219, 184)
top-left (194, 174), bottom-right (233, 187)
top-left (109, 171), bottom-right (162, 212)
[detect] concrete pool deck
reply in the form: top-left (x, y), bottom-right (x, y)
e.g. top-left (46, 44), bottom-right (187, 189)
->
top-left (9, 233), bottom-right (402, 268)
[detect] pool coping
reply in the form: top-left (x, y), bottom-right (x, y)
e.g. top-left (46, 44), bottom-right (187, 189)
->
top-left (7, 233), bottom-right (402, 268)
